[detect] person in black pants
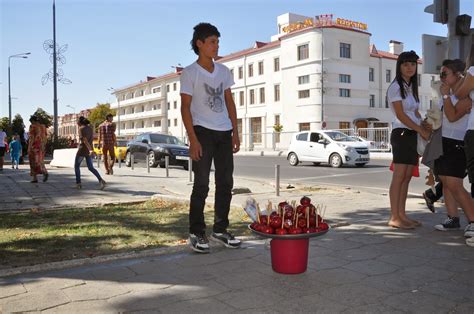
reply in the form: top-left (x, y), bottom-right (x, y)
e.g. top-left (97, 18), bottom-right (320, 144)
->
top-left (423, 182), bottom-right (443, 213)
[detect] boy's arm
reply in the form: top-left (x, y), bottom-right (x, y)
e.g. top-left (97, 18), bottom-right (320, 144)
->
top-left (454, 74), bottom-right (474, 99)
top-left (224, 88), bottom-right (240, 153)
top-left (180, 93), bottom-right (202, 160)
top-left (98, 124), bottom-right (103, 147)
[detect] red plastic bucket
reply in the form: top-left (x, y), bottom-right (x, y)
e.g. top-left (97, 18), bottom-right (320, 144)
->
top-left (270, 238), bottom-right (309, 274)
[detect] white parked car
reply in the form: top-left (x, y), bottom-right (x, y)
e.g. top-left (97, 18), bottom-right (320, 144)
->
top-left (287, 130), bottom-right (370, 168)
top-left (349, 136), bottom-right (375, 149)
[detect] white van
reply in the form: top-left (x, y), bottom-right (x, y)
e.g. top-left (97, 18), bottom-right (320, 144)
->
top-left (287, 130), bottom-right (370, 168)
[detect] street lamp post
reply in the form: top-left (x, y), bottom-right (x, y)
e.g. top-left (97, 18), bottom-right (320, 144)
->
top-left (8, 52), bottom-right (31, 124)
top-left (108, 87), bottom-right (120, 136)
top-left (66, 105), bottom-right (76, 140)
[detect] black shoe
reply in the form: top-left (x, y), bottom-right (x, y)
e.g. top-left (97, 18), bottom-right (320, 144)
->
top-left (188, 233), bottom-right (210, 253)
top-left (210, 231), bottom-right (241, 248)
top-left (435, 216), bottom-right (461, 231)
top-left (422, 192), bottom-right (435, 213)
top-left (43, 173), bottom-right (49, 182)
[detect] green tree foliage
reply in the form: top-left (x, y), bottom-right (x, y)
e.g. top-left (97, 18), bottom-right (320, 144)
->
top-left (45, 134), bottom-right (71, 155)
top-left (88, 103), bottom-right (116, 132)
top-left (32, 108), bottom-right (53, 128)
top-left (12, 114), bottom-right (26, 139)
top-left (0, 117), bottom-right (12, 135)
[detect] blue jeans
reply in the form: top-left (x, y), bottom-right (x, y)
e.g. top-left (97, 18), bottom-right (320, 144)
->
top-left (10, 154), bottom-right (20, 167)
top-left (75, 155), bottom-right (102, 184)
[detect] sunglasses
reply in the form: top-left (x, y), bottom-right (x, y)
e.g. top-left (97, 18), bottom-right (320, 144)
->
top-left (440, 71), bottom-right (448, 78)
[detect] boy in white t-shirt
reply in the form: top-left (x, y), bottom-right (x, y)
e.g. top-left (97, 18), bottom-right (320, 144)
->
top-left (180, 23), bottom-right (241, 253)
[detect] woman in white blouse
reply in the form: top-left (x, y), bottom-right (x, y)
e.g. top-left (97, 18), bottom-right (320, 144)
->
top-left (387, 51), bottom-right (430, 229)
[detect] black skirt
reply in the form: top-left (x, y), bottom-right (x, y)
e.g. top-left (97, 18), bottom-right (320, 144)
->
top-left (390, 128), bottom-right (418, 165)
top-left (434, 137), bottom-right (466, 178)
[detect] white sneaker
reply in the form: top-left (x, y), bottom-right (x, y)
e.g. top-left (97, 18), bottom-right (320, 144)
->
top-left (466, 237), bottom-right (474, 247)
top-left (464, 223), bottom-right (474, 238)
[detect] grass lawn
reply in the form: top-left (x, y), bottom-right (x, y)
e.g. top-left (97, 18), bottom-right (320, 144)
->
top-left (0, 199), bottom-right (252, 269)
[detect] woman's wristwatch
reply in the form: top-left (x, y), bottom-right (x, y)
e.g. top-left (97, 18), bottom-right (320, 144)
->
top-left (442, 94), bottom-right (450, 100)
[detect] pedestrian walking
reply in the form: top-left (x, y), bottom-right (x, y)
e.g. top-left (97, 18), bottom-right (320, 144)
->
top-left (98, 113), bottom-right (116, 175)
top-left (180, 22), bottom-right (241, 253)
top-left (28, 115), bottom-right (48, 183)
top-left (9, 134), bottom-right (22, 170)
top-left (431, 59), bottom-right (474, 233)
top-left (0, 128), bottom-right (6, 171)
top-left (75, 116), bottom-right (106, 190)
top-left (387, 51), bottom-right (431, 229)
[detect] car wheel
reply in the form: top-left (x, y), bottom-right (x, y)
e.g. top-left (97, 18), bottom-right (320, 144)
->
top-left (312, 162), bottom-right (321, 166)
top-left (148, 151), bottom-right (158, 167)
top-left (125, 151), bottom-right (131, 167)
top-left (288, 153), bottom-right (299, 166)
top-left (355, 163), bottom-right (366, 167)
top-left (329, 153), bottom-right (342, 168)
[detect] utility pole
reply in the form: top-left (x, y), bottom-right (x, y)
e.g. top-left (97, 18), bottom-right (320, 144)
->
top-left (53, 0), bottom-right (58, 142)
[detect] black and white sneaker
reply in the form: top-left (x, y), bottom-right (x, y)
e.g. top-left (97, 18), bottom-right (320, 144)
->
top-left (188, 233), bottom-right (210, 253)
top-left (422, 192), bottom-right (435, 213)
top-left (210, 231), bottom-right (241, 248)
top-left (434, 216), bottom-right (460, 231)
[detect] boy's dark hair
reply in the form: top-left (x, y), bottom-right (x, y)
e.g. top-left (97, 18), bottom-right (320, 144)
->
top-left (394, 50), bottom-right (420, 102)
top-left (78, 116), bottom-right (90, 126)
top-left (442, 59), bottom-right (466, 74)
top-left (190, 23), bottom-right (220, 55)
top-left (106, 113), bottom-right (113, 119)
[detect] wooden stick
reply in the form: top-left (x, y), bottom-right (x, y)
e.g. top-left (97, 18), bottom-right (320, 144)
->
top-left (306, 206), bottom-right (310, 228)
top-left (316, 204), bottom-right (319, 228)
top-left (256, 203), bottom-right (261, 224)
top-left (322, 205), bottom-right (327, 222)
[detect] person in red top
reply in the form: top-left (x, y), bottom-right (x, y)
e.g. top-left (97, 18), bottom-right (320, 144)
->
top-left (98, 113), bottom-right (116, 175)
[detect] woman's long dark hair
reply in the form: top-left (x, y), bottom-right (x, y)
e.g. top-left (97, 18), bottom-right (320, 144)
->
top-left (394, 50), bottom-right (420, 103)
top-left (78, 116), bottom-right (90, 126)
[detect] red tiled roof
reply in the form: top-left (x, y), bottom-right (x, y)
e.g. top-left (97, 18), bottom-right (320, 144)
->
top-left (369, 45), bottom-right (423, 63)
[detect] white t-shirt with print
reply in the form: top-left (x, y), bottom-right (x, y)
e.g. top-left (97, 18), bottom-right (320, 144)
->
top-left (387, 81), bottom-right (421, 130)
top-left (465, 66), bottom-right (474, 130)
top-left (0, 131), bottom-right (6, 147)
top-left (180, 62), bottom-right (234, 131)
top-left (437, 96), bottom-right (469, 141)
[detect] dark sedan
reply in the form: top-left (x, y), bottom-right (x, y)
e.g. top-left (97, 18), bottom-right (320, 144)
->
top-left (125, 133), bottom-right (189, 169)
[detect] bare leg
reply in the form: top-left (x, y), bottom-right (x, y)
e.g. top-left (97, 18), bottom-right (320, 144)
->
top-left (445, 176), bottom-right (474, 221)
top-left (389, 163), bottom-right (414, 229)
top-left (439, 176), bottom-right (459, 218)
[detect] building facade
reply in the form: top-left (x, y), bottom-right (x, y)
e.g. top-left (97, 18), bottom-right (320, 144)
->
top-left (110, 13), bottom-right (438, 150)
top-left (58, 109), bottom-right (91, 140)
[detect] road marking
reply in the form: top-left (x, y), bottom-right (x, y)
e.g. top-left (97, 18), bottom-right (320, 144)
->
top-left (287, 169), bottom-right (389, 181)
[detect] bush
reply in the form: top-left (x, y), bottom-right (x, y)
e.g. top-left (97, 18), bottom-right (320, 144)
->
top-left (45, 134), bottom-right (71, 155)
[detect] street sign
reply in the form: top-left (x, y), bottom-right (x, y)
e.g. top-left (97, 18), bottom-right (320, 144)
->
top-left (422, 34), bottom-right (447, 74)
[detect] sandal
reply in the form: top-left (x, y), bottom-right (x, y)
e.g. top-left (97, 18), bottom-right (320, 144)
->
top-left (30, 179), bottom-right (38, 183)
top-left (43, 173), bottom-right (49, 182)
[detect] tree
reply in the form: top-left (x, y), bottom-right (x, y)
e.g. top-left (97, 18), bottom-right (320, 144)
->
top-left (12, 114), bottom-right (26, 139)
top-left (33, 108), bottom-right (53, 128)
top-left (0, 117), bottom-right (11, 135)
top-left (88, 103), bottom-right (116, 132)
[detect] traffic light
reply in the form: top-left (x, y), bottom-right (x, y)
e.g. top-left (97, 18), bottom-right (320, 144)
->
top-left (424, 0), bottom-right (448, 24)
top-left (456, 14), bottom-right (472, 62)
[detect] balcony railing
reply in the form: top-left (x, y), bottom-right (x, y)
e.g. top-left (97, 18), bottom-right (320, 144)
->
top-left (119, 109), bottom-right (163, 121)
top-left (110, 93), bottom-right (164, 108)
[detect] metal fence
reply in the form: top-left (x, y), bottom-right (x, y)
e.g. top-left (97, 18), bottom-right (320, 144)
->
top-left (240, 127), bottom-right (392, 152)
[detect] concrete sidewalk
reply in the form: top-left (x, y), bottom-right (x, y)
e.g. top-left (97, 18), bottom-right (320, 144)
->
top-left (0, 162), bottom-right (473, 313)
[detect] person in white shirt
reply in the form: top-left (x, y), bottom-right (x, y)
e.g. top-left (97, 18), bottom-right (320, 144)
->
top-left (387, 51), bottom-right (431, 230)
top-left (0, 128), bottom-right (6, 171)
top-left (453, 46), bottom-right (474, 244)
top-left (180, 23), bottom-right (241, 253)
top-left (433, 59), bottom-right (473, 235)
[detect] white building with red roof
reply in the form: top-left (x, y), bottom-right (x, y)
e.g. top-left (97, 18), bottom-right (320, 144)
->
top-left (110, 13), bottom-right (437, 150)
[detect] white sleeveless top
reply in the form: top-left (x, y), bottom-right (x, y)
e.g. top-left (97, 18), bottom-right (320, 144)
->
top-left (465, 67), bottom-right (474, 130)
top-left (438, 96), bottom-right (469, 141)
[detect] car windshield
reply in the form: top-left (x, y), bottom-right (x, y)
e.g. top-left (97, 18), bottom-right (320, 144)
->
top-left (325, 131), bottom-right (356, 142)
top-left (149, 134), bottom-right (185, 145)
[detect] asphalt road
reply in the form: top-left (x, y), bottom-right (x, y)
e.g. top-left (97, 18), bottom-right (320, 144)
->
top-left (233, 156), bottom-right (434, 196)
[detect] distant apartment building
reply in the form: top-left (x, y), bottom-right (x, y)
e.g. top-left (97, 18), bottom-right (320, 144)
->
top-left (58, 109), bottom-right (91, 140)
top-left (110, 13), bottom-right (438, 150)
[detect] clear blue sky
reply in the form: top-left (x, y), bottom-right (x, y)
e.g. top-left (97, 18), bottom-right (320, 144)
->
top-left (1, 0), bottom-right (472, 124)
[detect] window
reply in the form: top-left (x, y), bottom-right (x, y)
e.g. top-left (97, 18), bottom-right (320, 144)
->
top-left (239, 91), bottom-right (244, 106)
top-left (173, 101), bottom-right (177, 109)
top-left (339, 74), bottom-right (351, 83)
top-left (259, 87), bottom-right (265, 103)
top-left (250, 89), bottom-right (255, 104)
top-left (248, 64), bottom-right (254, 77)
top-left (238, 66), bottom-right (243, 79)
top-left (173, 83), bottom-right (177, 91)
top-left (232, 92), bottom-right (235, 101)
top-left (297, 44), bottom-right (309, 61)
top-left (386, 69), bottom-right (391, 83)
top-left (157, 103), bottom-right (161, 110)
top-left (167, 119), bottom-right (170, 126)
top-left (296, 132), bottom-right (308, 141)
top-left (339, 88), bottom-right (350, 97)
top-left (154, 120), bottom-right (161, 127)
top-left (250, 117), bottom-right (262, 144)
top-left (131, 122), bottom-right (135, 129)
top-left (131, 107), bottom-right (135, 113)
top-left (122, 123), bottom-right (125, 130)
top-left (385, 96), bottom-right (389, 108)
top-left (418, 74), bottom-right (421, 86)
top-left (340, 43), bottom-right (351, 58)
top-left (299, 123), bottom-right (310, 131)
top-left (339, 122), bottom-right (350, 129)
top-left (298, 75), bottom-right (309, 85)
top-left (370, 94), bottom-right (375, 108)
top-left (298, 90), bottom-right (310, 98)
top-left (369, 68), bottom-right (374, 82)
top-left (166, 85), bottom-right (170, 92)
top-left (237, 119), bottom-right (243, 142)
top-left (141, 105), bottom-right (145, 112)
top-left (274, 84), bottom-right (280, 102)
top-left (258, 61), bottom-right (264, 75)
top-left (152, 87), bottom-right (161, 93)
top-left (174, 119), bottom-right (177, 126)
top-left (274, 57), bottom-right (280, 72)
top-left (230, 68), bottom-right (234, 79)
top-left (138, 90), bottom-right (144, 96)
top-left (275, 115), bottom-right (280, 126)
top-left (167, 102), bottom-right (170, 110)
top-left (140, 121), bottom-right (145, 128)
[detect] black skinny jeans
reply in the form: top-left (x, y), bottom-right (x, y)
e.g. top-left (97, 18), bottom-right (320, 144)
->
top-left (189, 126), bottom-right (234, 235)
